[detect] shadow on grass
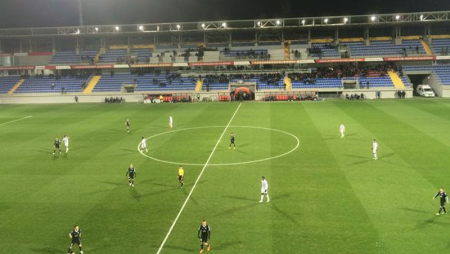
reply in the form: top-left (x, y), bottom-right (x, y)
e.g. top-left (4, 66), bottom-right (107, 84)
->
top-left (70, 146), bottom-right (87, 151)
top-left (270, 202), bottom-right (300, 226)
top-left (214, 202), bottom-right (260, 217)
top-left (99, 181), bottom-right (125, 187)
top-left (399, 207), bottom-right (429, 214)
top-left (129, 187), bottom-right (141, 201)
top-left (416, 216), bottom-right (450, 229)
top-left (29, 247), bottom-right (61, 254)
top-left (152, 245), bottom-right (192, 252)
top-left (222, 195), bottom-right (255, 202)
top-left (138, 187), bottom-right (180, 199)
top-left (214, 241), bottom-right (243, 250)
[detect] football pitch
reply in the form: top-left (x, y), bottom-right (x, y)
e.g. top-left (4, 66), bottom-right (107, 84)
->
top-left (1, 99), bottom-right (450, 254)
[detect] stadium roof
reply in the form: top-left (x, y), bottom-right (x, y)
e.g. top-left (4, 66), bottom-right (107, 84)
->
top-left (0, 11), bottom-right (449, 38)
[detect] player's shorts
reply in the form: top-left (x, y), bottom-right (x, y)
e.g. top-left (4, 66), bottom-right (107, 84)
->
top-left (64, 143), bottom-right (69, 147)
top-left (230, 140), bottom-right (235, 144)
top-left (54, 145), bottom-right (60, 149)
top-left (70, 239), bottom-right (81, 246)
top-left (261, 188), bottom-right (267, 194)
top-left (141, 144), bottom-right (147, 149)
top-left (178, 175), bottom-right (184, 181)
top-left (128, 175), bottom-right (135, 180)
top-left (200, 237), bottom-right (208, 243)
top-left (441, 200), bottom-right (446, 207)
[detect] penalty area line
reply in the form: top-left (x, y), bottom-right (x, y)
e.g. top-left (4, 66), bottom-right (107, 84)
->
top-left (0, 116), bottom-right (32, 127)
top-left (155, 103), bottom-right (242, 254)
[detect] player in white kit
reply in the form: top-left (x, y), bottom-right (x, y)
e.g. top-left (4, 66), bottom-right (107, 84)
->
top-left (140, 137), bottom-right (148, 153)
top-left (339, 124), bottom-right (345, 138)
top-left (372, 139), bottom-right (378, 160)
top-left (62, 135), bottom-right (70, 153)
top-left (169, 115), bottom-right (173, 129)
top-left (259, 176), bottom-right (270, 203)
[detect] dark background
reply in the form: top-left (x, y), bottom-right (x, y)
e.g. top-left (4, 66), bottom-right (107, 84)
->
top-left (0, 0), bottom-right (448, 28)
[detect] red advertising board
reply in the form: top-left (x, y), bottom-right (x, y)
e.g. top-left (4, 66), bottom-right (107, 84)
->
top-left (383, 56), bottom-right (436, 61)
top-left (70, 65), bottom-right (114, 69)
top-left (129, 63), bottom-right (173, 68)
top-left (189, 61), bottom-right (234, 66)
top-left (315, 58), bottom-right (366, 63)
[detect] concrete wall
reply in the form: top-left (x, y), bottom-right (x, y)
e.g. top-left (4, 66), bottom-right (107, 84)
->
top-left (14, 56), bottom-right (53, 66)
top-left (0, 93), bottom-right (143, 104)
top-left (0, 88), bottom-right (425, 105)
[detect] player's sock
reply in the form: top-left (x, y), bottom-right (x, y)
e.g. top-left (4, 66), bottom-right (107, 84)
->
top-left (443, 207), bottom-right (447, 213)
top-left (266, 194), bottom-right (270, 202)
top-left (439, 208), bottom-right (442, 214)
top-left (68, 248), bottom-right (71, 254)
top-left (259, 194), bottom-right (264, 202)
top-left (207, 244), bottom-right (211, 251)
top-left (79, 247), bottom-right (82, 251)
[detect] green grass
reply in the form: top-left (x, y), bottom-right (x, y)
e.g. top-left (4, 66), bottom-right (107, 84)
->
top-left (1, 99), bottom-right (450, 254)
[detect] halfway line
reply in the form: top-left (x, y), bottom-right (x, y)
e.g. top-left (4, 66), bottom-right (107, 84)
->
top-left (0, 116), bottom-right (32, 127)
top-left (155, 103), bottom-right (242, 254)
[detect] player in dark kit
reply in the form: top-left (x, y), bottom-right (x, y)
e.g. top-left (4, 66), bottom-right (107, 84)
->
top-left (198, 220), bottom-right (211, 253)
top-left (228, 132), bottom-right (236, 149)
top-left (126, 164), bottom-right (136, 187)
top-left (125, 119), bottom-right (130, 133)
top-left (53, 138), bottom-right (61, 155)
top-left (68, 225), bottom-right (83, 254)
top-left (433, 187), bottom-right (449, 215)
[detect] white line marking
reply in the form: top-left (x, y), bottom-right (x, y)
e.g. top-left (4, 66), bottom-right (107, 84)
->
top-left (0, 116), bottom-right (32, 127)
top-left (155, 103), bottom-right (242, 254)
top-left (138, 126), bottom-right (300, 166)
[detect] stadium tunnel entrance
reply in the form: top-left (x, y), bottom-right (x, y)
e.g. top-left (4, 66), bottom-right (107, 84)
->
top-left (408, 74), bottom-right (432, 97)
top-left (232, 86), bottom-right (255, 101)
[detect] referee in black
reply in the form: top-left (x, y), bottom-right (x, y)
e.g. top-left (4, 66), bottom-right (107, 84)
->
top-left (434, 187), bottom-right (449, 215)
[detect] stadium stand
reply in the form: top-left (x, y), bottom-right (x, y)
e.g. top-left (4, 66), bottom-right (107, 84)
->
top-left (50, 50), bottom-right (97, 64)
top-left (100, 49), bottom-right (128, 63)
top-left (430, 39), bottom-right (450, 55)
top-left (15, 76), bottom-right (90, 93)
top-left (403, 65), bottom-right (450, 85)
top-left (0, 76), bottom-right (22, 94)
top-left (345, 40), bottom-right (425, 57)
top-left (131, 49), bottom-right (152, 63)
top-left (93, 74), bottom-right (197, 92)
top-left (221, 49), bottom-right (269, 59)
top-left (308, 43), bottom-right (340, 58)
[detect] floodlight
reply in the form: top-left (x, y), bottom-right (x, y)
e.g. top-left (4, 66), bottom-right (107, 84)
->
top-left (371, 16), bottom-right (376, 21)
top-left (395, 15), bottom-right (400, 20)
top-left (301, 20), bottom-right (306, 25)
top-left (95, 27), bottom-right (99, 32)
top-left (201, 23), bottom-right (206, 28)
top-left (115, 26), bottom-right (120, 31)
top-left (222, 22), bottom-right (227, 28)
top-left (343, 17), bottom-right (348, 23)
top-left (324, 18), bottom-right (328, 23)
top-left (176, 24), bottom-right (181, 30)
top-left (276, 20), bottom-right (281, 25)
top-left (139, 25), bottom-right (144, 31)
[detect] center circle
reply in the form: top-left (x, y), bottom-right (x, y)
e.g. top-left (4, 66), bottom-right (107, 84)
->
top-left (138, 126), bottom-right (300, 166)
